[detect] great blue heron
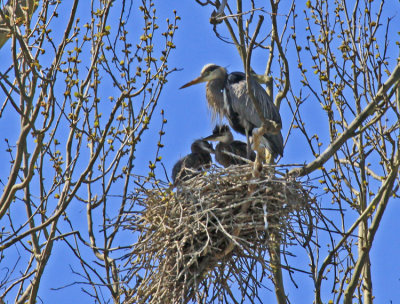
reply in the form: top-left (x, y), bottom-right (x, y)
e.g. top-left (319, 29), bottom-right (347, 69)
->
top-left (171, 139), bottom-right (214, 185)
top-left (180, 64), bottom-right (284, 159)
top-left (203, 124), bottom-right (256, 168)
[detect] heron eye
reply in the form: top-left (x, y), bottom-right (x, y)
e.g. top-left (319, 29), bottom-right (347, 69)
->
top-left (204, 65), bottom-right (219, 74)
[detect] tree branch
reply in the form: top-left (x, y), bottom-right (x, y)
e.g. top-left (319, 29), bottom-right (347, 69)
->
top-left (289, 61), bottom-right (400, 178)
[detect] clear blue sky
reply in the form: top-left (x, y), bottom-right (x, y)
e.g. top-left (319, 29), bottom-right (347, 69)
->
top-left (1, 1), bottom-right (400, 303)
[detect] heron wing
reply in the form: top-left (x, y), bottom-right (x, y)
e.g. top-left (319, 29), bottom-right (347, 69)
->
top-left (230, 141), bottom-right (250, 159)
top-left (225, 72), bottom-right (281, 126)
top-left (172, 158), bottom-right (184, 183)
top-left (224, 72), bottom-right (284, 157)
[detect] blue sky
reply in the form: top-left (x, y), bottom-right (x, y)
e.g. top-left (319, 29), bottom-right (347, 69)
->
top-left (1, 1), bottom-right (400, 303)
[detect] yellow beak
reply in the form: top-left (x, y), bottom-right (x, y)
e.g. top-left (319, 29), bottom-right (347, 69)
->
top-left (179, 75), bottom-right (206, 89)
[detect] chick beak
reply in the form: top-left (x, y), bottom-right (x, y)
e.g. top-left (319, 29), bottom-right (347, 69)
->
top-left (203, 134), bottom-right (222, 142)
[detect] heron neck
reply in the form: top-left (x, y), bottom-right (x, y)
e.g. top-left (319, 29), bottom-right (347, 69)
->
top-left (206, 77), bottom-right (226, 121)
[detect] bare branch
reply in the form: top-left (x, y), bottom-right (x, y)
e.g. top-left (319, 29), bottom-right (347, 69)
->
top-left (290, 62), bottom-right (400, 178)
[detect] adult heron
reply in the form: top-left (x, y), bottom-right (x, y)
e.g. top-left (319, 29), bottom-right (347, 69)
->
top-left (180, 64), bottom-right (284, 159)
top-left (203, 124), bottom-right (256, 168)
top-left (171, 139), bottom-right (214, 185)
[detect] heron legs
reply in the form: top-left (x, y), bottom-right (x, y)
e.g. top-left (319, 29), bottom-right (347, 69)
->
top-left (245, 129), bottom-right (252, 159)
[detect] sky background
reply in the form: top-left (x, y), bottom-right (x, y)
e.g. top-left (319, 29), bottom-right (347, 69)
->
top-left (0, 0), bottom-right (400, 303)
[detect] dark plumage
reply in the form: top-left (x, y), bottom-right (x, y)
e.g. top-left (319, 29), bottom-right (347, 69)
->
top-left (204, 125), bottom-right (256, 168)
top-left (180, 64), bottom-right (284, 158)
top-left (172, 139), bottom-right (214, 185)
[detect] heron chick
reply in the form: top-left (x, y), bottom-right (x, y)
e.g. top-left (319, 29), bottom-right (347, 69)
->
top-left (172, 139), bottom-right (214, 185)
top-left (204, 125), bottom-right (255, 168)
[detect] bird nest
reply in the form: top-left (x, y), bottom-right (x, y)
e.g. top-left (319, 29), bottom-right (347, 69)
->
top-left (126, 164), bottom-right (316, 304)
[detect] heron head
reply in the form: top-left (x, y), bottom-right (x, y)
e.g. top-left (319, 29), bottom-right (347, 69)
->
top-left (203, 124), bottom-right (233, 143)
top-left (191, 139), bottom-right (214, 154)
top-left (180, 64), bottom-right (227, 89)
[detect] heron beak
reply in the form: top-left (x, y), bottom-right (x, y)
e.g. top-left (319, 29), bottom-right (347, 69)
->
top-left (203, 134), bottom-right (221, 142)
top-left (179, 76), bottom-right (206, 89)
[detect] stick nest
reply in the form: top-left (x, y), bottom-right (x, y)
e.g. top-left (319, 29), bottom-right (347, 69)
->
top-left (126, 164), bottom-right (316, 304)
